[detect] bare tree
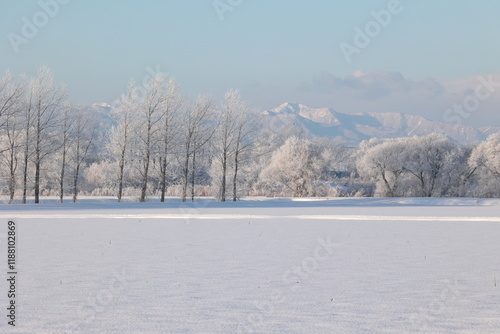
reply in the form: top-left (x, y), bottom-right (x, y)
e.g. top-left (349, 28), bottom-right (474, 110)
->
top-left (229, 91), bottom-right (255, 201)
top-left (190, 138), bottom-right (197, 202)
top-left (210, 89), bottom-right (254, 201)
top-left (136, 75), bottom-right (168, 202)
top-left (28, 66), bottom-right (67, 204)
top-left (179, 95), bottom-right (214, 202)
top-left (158, 78), bottom-right (182, 202)
top-left (3, 111), bottom-right (23, 203)
top-left (21, 85), bottom-right (33, 204)
top-left (0, 71), bottom-right (25, 203)
top-left (0, 70), bottom-right (24, 124)
top-left (58, 104), bottom-right (74, 203)
top-left (110, 79), bottom-right (138, 202)
top-left (211, 90), bottom-right (238, 202)
top-left (71, 107), bottom-right (96, 203)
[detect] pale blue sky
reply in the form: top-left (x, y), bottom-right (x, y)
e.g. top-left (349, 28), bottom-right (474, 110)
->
top-left (2, 0), bottom-right (500, 126)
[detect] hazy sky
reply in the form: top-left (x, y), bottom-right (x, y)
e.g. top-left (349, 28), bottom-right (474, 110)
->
top-left (2, 0), bottom-right (500, 127)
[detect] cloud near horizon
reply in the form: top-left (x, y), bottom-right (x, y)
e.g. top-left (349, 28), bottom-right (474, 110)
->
top-left (296, 70), bottom-right (500, 127)
top-left (305, 70), bottom-right (445, 100)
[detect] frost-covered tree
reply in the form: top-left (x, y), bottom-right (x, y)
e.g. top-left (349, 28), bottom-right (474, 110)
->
top-left (357, 138), bottom-right (407, 197)
top-left (136, 75), bottom-right (169, 202)
top-left (0, 71), bottom-right (25, 202)
top-left (258, 136), bottom-right (328, 197)
top-left (211, 89), bottom-right (251, 202)
top-left (70, 107), bottom-right (96, 203)
top-left (470, 133), bottom-right (500, 176)
top-left (27, 66), bottom-right (67, 203)
top-left (0, 70), bottom-right (24, 125)
top-left (469, 133), bottom-right (500, 197)
top-left (57, 103), bottom-right (74, 203)
top-left (358, 134), bottom-right (462, 197)
top-left (157, 78), bottom-right (183, 202)
top-left (178, 95), bottom-right (215, 202)
top-left (211, 90), bottom-right (237, 202)
top-left (1, 114), bottom-right (23, 203)
top-left (21, 80), bottom-right (34, 203)
top-left (110, 79), bottom-right (139, 202)
top-left (230, 97), bottom-right (255, 201)
top-left (446, 144), bottom-right (477, 197)
top-left (402, 134), bottom-right (459, 197)
top-left (86, 159), bottom-right (117, 194)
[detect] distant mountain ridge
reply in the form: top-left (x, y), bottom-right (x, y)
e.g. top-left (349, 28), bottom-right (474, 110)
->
top-left (90, 100), bottom-right (496, 145)
top-left (261, 102), bottom-right (492, 145)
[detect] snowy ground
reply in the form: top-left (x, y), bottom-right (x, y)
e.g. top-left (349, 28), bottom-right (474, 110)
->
top-left (0, 197), bottom-right (499, 333)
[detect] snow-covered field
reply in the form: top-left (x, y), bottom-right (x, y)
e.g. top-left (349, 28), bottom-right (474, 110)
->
top-left (1, 197), bottom-right (499, 333)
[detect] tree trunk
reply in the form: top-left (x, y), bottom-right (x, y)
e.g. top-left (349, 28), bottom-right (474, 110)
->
top-left (221, 150), bottom-right (227, 202)
top-left (181, 151), bottom-right (189, 202)
top-left (160, 156), bottom-right (167, 202)
top-left (418, 173), bottom-right (426, 197)
top-left (72, 165), bottom-right (80, 203)
top-left (72, 139), bottom-right (81, 203)
top-left (34, 115), bottom-right (41, 204)
top-left (381, 171), bottom-right (394, 197)
top-left (34, 151), bottom-right (40, 204)
top-left (117, 146), bottom-right (126, 202)
top-left (191, 148), bottom-right (196, 202)
top-left (9, 150), bottom-right (15, 204)
top-left (139, 122), bottom-right (151, 203)
top-left (160, 116), bottom-right (169, 202)
top-left (22, 140), bottom-right (28, 204)
top-left (140, 150), bottom-right (150, 202)
top-left (140, 116), bottom-right (153, 203)
top-left (22, 104), bottom-right (32, 204)
top-left (232, 148), bottom-right (239, 201)
top-left (459, 167), bottom-right (476, 197)
top-left (59, 144), bottom-right (66, 203)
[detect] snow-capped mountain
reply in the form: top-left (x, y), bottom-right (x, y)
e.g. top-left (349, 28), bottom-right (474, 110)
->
top-left (261, 102), bottom-right (491, 145)
top-left (480, 126), bottom-right (500, 136)
top-left (90, 102), bottom-right (115, 125)
top-left (91, 102), bottom-right (112, 112)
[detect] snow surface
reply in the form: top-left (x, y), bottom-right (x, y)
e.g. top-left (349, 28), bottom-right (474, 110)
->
top-left (0, 197), bottom-right (499, 333)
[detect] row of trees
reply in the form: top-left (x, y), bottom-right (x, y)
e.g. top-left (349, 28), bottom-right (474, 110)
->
top-left (0, 67), bottom-right (256, 203)
top-left (0, 67), bottom-right (96, 204)
top-left (255, 133), bottom-right (500, 198)
top-left (1, 67), bottom-right (500, 203)
top-left (108, 76), bottom-right (254, 203)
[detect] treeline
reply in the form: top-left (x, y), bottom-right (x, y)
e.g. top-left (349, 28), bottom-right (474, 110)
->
top-left (1, 67), bottom-right (499, 203)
